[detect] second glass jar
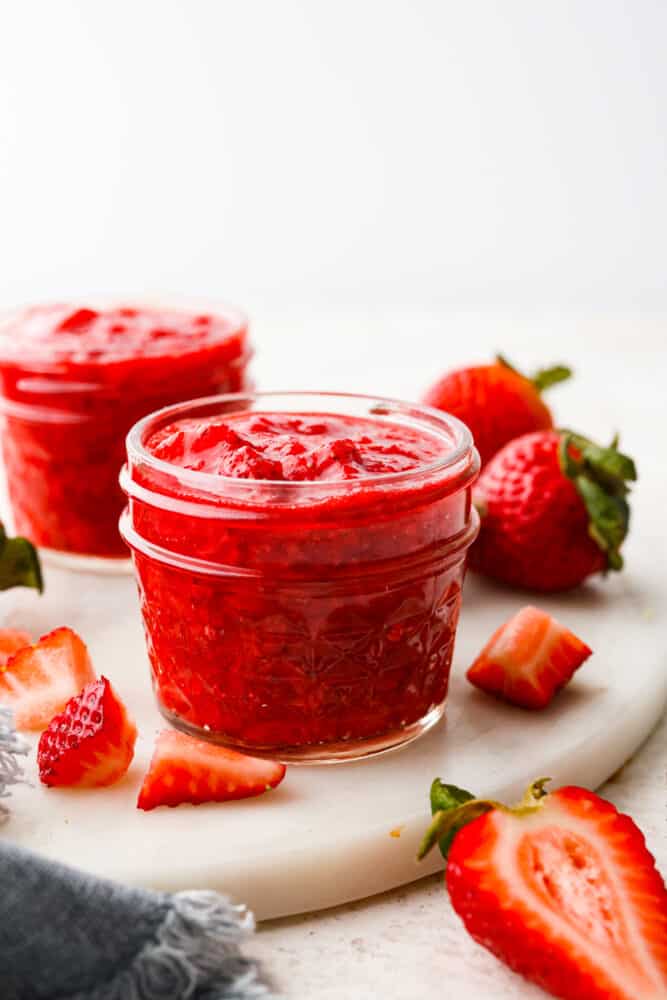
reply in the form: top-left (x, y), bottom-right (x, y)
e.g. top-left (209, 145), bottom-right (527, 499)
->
top-left (0, 301), bottom-right (250, 564)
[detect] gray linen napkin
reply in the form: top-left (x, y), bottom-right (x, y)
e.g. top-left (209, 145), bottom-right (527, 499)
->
top-left (0, 709), bottom-right (277, 1000)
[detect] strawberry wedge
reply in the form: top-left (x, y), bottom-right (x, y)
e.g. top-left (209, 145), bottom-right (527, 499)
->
top-left (0, 629), bottom-right (32, 667)
top-left (420, 779), bottom-right (667, 1000)
top-left (138, 729), bottom-right (286, 810)
top-left (467, 606), bottom-right (592, 709)
top-left (0, 627), bottom-right (96, 730)
top-left (38, 676), bottom-right (137, 788)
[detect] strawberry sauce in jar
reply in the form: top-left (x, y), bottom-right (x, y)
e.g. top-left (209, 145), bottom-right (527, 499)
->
top-left (0, 303), bottom-right (249, 564)
top-left (120, 392), bottom-right (480, 761)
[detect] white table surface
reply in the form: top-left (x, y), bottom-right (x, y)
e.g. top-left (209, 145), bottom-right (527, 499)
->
top-left (241, 307), bottom-right (666, 999)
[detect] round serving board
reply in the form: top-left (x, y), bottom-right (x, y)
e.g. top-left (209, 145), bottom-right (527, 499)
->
top-left (3, 555), bottom-right (665, 921)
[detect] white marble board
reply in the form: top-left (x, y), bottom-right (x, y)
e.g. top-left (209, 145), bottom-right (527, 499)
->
top-left (3, 555), bottom-right (664, 921)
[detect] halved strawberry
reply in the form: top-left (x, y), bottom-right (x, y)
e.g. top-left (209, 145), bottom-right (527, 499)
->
top-left (466, 606), bottom-right (592, 709)
top-left (0, 629), bottom-right (32, 667)
top-left (137, 729), bottom-right (286, 811)
top-left (0, 627), bottom-right (97, 730)
top-left (419, 779), bottom-right (667, 1000)
top-left (38, 676), bottom-right (137, 788)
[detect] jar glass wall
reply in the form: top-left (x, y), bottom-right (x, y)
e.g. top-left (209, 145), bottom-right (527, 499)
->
top-left (120, 392), bottom-right (480, 762)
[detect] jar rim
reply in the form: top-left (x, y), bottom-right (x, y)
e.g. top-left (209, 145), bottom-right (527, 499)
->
top-left (0, 298), bottom-right (248, 372)
top-left (124, 390), bottom-right (478, 500)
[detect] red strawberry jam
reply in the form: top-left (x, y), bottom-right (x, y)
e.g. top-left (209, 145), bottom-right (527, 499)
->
top-left (121, 393), bottom-right (480, 761)
top-left (0, 303), bottom-right (249, 559)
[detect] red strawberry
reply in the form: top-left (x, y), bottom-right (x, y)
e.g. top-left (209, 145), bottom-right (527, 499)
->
top-left (137, 729), bottom-right (286, 810)
top-left (466, 606), bottom-right (592, 709)
top-left (470, 429), bottom-right (636, 591)
top-left (38, 676), bottom-right (137, 788)
top-left (0, 627), bottom-right (97, 730)
top-left (423, 356), bottom-right (571, 464)
top-left (0, 629), bottom-right (32, 667)
top-left (419, 779), bottom-right (667, 1000)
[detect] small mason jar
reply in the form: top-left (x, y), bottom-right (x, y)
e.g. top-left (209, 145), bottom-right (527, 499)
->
top-left (120, 391), bottom-right (480, 762)
top-left (0, 301), bottom-right (250, 569)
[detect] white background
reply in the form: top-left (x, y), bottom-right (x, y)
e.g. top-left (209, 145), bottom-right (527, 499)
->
top-left (1, 1), bottom-right (666, 315)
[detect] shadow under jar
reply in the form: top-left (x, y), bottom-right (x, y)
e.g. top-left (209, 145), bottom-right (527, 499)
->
top-left (0, 302), bottom-right (250, 567)
top-left (120, 392), bottom-right (480, 762)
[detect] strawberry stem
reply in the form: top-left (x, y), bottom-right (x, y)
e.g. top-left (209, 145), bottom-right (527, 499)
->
top-left (516, 777), bottom-right (552, 810)
top-left (496, 355), bottom-right (572, 393)
top-left (558, 431), bottom-right (636, 572)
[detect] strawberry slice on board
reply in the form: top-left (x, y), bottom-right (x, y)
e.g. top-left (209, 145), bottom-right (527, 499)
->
top-left (466, 606), bottom-right (592, 709)
top-left (0, 627), bottom-right (97, 731)
top-left (0, 629), bottom-right (32, 667)
top-left (38, 676), bottom-right (137, 788)
top-left (137, 729), bottom-right (286, 811)
top-left (419, 779), bottom-right (667, 1000)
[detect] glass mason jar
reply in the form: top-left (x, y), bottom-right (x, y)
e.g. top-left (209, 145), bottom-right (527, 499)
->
top-left (0, 301), bottom-right (250, 568)
top-left (120, 392), bottom-right (480, 762)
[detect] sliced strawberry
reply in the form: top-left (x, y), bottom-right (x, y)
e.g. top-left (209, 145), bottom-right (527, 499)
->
top-left (38, 676), bottom-right (137, 788)
top-left (0, 627), bottom-right (97, 730)
top-left (0, 629), bottom-right (32, 667)
top-left (466, 606), bottom-right (592, 709)
top-left (137, 729), bottom-right (286, 810)
top-left (420, 780), bottom-right (667, 1000)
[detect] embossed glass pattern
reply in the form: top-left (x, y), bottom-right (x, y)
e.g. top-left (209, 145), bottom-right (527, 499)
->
top-left (121, 392), bottom-right (480, 762)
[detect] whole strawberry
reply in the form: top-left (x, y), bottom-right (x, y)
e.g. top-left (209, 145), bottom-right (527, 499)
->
top-left (419, 779), bottom-right (667, 1000)
top-left (423, 356), bottom-right (571, 464)
top-left (470, 429), bottom-right (636, 591)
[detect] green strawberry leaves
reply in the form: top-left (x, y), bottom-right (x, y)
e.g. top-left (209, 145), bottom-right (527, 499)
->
top-left (558, 431), bottom-right (636, 572)
top-left (430, 779), bottom-right (475, 815)
top-left (418, 778), bottom-right (552, 862)
top-left (575, 479), bottom-right (628, 570)
top-left (496, 355), bottom-right (572, 393)
top-left (531, 364), bottom-right (573, 392)
top-left (420, 781), bottom-right (477, 860)
top-left (418, 780), bottom-right (493, 862)
top-left (0, 524), bottom-right (43, 593)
